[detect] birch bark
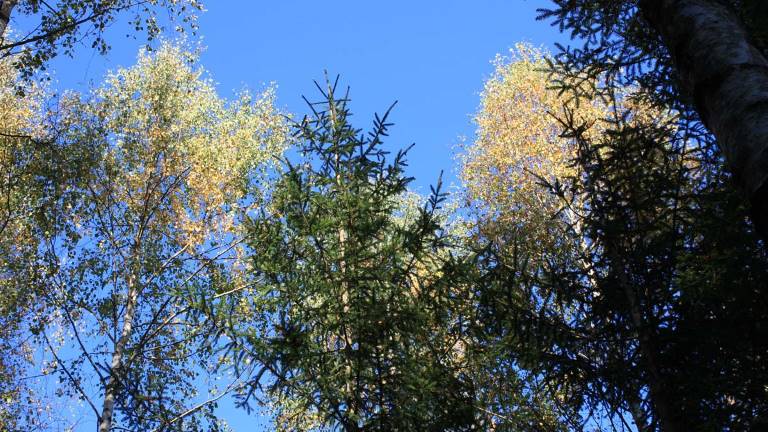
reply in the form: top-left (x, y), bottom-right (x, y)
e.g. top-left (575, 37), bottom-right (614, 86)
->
top-left (640, 0), bottom-right (768, 232)
top-left (0, 0), bottom-right (17, 42)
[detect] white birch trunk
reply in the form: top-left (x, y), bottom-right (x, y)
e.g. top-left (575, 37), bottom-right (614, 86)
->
top-left (97, 270), bottom-right (140, 432)
top-left (640, 0), bottom-right (768, 232)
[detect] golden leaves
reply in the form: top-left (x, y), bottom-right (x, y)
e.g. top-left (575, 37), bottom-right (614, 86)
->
top-left (69, 43), bottom-right (290, 250)
top-left (0, 57), bottom-right (47, 252)
top-left (459, 43), bottom-right (607, 258)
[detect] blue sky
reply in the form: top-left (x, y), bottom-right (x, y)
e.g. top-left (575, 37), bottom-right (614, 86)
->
top-left (46, 0), bottom-right (565, 193)
top-left (33, 1), bottom-right (568, 429)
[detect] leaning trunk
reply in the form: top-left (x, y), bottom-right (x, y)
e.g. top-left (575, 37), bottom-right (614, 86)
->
top-left (98, 270), bottom-right (140, 432)
top-left (639, 0), bottom-right (768, 234)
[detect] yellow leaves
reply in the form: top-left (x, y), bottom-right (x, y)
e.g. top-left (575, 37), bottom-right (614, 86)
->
top-left (0, 58), bottom-right (47, 256)
top-left (459, 43), bottom-right (609, 258)
top-left (0, 59), bottom-right (45, 141)
top-left (60, 43), bottom-right (291, 268)
top-left (269, 392), bottom-right (328, 432)
top-left (460, 42), bottom-right (675, 267)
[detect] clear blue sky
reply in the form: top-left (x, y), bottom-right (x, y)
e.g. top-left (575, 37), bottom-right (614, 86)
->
top-left (46, 0), bottom-right (565, 192)
top-left (37, 1), bottom-right (568, 429)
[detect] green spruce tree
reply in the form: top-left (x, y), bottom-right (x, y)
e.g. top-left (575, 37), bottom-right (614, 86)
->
top-left (230, 78), bottom-right (476, 431)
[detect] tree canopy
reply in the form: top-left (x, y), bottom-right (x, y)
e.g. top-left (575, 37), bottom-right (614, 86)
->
top-left (539, 0), bottom-right (768, 235)
top-left (0, 0), bottom-right (202, 79)
top-left (2, 43), bottom-right (289, 431)
top-left (2, 3), bottom-right (768, 431)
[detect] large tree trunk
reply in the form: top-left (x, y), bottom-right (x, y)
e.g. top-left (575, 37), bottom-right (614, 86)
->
top-left (640, 0), bottom-right (768, 235)
top-left (0, 0), bottom-right (17, 42)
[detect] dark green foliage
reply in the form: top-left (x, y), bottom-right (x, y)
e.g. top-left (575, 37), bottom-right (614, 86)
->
top-left (481, 89), bottom-right (768, 430)
top-left (538, 1), bottom-right (677, 105)
top-left (538, 0), bottom-right (768, 236)
top-left (510, 4), bottom-right (768, 428)
top-left (537, 0), bottom-right (767, 110)
top-left (231, 78), bottom-right (476, 431)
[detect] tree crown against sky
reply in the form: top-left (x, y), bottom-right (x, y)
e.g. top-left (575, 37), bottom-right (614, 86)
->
top-left (217, 79), bottom-right (481, 431)
top-left (2, 2), bottom-right (768, 431)
top-left (0, 0), bottom-right (202, 79)
top-left (1, 43), bottom-right (290, 431)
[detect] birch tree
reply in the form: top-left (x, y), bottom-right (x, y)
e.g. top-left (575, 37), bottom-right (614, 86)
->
top-left (30, 44), bottom-right (288, 431)
top-left (0, 53), bottom-right (52, 431)
top-left (0, 0), bottom-right (203, 79)
top-left (539, 0), bottom-right (768, 236)
top-left (459, 43), bottom-right (607, 265)
top-left (460, 44), bottom-right (768, 430)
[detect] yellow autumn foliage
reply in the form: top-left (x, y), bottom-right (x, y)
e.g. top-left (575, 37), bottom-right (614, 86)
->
top-left (0, 56), bottom-right (45, 242)
top-left (64, 43), bottom-right (290, 250)
top-left (0, 62), bottom-right (45, 138)
top-left (27, 44), bottom-right (293, 430)
top-left (460, 43), bottom-right (611, 259)
top-left (0, 57), bottom-right (47, 431)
